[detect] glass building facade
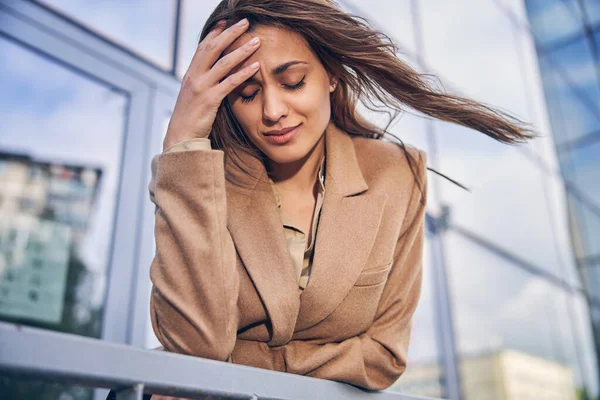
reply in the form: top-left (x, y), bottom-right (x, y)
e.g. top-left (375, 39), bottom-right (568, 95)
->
top-left (524, 2), bottom-right (600, 390)
top-left (0, 1), bottom-right (597, 399)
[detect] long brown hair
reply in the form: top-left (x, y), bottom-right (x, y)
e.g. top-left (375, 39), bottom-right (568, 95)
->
top-left (200, 0), bottom-right (536, 199)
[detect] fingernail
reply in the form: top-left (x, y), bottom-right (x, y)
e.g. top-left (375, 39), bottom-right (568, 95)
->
top-left (249, 37), bottom-right (260, 46)
top-left (236, 18), bottom-right (249, 27)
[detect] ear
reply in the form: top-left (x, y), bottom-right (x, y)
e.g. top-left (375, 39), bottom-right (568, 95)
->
top-left (328, 74), bottom-right (339, 93)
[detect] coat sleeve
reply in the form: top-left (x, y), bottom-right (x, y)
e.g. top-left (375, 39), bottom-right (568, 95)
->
top-left (278, 150), bottom-right (428, 390)
top-left (148, 143), bottom-right (239, 362)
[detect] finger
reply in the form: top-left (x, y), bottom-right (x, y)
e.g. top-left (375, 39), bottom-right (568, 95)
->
top-left (186, 20), bottom-right (227, 75)
top-left (202, 19), bottom-right (227, 45)
top-left (206, 36), bottom-right (260, 84)
top-left (196, 18), bottom-right (251, 73)
top-left (214, 61), bottom-right (260, 100)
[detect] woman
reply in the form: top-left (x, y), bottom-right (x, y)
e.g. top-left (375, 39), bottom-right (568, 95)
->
top-left (110, 0), bottom-right (534, 398)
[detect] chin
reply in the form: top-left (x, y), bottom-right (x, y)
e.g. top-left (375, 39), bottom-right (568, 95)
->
top-left (263, 147), bottom-right (308, 165)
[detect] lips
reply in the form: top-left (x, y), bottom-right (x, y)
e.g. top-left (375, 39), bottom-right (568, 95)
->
top-left (265, 124), bottom-right (301, 136)
top-left (263, 124), bottom-right (300, 145)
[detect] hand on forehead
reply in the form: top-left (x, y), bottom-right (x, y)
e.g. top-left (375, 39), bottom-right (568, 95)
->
top-left (222, 25), bottom-right (312, 79)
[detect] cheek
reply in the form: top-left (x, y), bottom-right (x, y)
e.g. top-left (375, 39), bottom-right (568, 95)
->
top-left (293, 84), bottom-right (331, 118)
top-left (229, 100), bottom-right (260, 131)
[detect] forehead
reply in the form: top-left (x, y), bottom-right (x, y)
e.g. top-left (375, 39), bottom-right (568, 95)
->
top-left (223, 25), bottom-right (315, 65)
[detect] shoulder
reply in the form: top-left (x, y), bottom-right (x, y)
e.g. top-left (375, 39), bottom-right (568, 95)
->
top-left (350, 135), bottom-right (427, 186)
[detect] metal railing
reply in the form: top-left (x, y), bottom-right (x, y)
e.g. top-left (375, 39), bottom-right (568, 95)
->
top-left (0, 321), bottom-right (442, 400)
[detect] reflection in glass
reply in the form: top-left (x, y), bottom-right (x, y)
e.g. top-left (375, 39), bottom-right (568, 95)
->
top-left (36, 0), bottom-right (177, 70)
top-left (582, 0), bottom-right (600, 25)
top-left (572, 294), bottom-right (600, 398)
top-left (525, 0), bottom-right (584, 47)
top-left (544, 175), bottom-right (583, 288)
top-left (538, 56), bottom-right (583, 146)
top-left (419, 0), bottom-right (545, 158)
top-left (544, 36), bottom-right (600, 143)
top-left (0, 37), bottom-right (127, 399)
top-left (445, 231), bottom-right (597, 399)
top-left (434, 121), bottom-right (572, 281)
top-left (343, 0), bottom-right (417, 56)
top-left (564, 139), bottom-right (600, 208)
top-left (177, 0), bottom-right (223, 78)
top-left (389, 237), bottom-right (444, 398)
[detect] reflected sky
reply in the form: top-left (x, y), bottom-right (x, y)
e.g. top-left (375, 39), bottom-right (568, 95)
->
top-left (564, 139), bottom-right (600, 209)
top-left (418, 0), bottom-right (557, 166)
top-left (37, 0), bottom-right (177, 70)
top-left (433, 119), bottom-right (579, 285)
top-left (343, 0), bottom-right (417, 56)
top-left (445, 231), bottom-right (598, 396)
top-left (176, 0), bottom-right (222, 78)
top-left (588, 1), bottom-right (600, 24)
top-left (525, 0), bottom-right (584, 47)
top-left (0, 37), bottom-right (127, 310)
top-left (541, 36), bottom-right (600, 144)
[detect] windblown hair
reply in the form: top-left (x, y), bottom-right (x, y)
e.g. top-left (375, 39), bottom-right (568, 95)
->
top-left (200, 0), bottom-right (536, 198)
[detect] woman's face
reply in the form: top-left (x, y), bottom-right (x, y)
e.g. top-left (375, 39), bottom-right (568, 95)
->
top-left (224, 25), bottom-right (336, 165)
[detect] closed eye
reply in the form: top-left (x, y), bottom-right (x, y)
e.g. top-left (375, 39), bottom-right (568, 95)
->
top-left (285, 76), bottom-right (306, 91)
top-left (240, 76), bottom-right (306, 104)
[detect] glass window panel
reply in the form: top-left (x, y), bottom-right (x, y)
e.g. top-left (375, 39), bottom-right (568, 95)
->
top-left (177, 0), bottom-right (223, 78)
top-left (583, 0), bottom-right (600, 25)
top-left (580, 202), bottom-right (600, 261)
top-left (572, 295), bottom-right (600, 398)
top-left (0, 38), bottom-right (127, 334)
top-left (537, 56), bottom-right (593, 146)
top-left (36, 0), bottom-right (177, 70)
top-left (581, 256), bottom-right (600, 306)
top-left (511, 21), bottom-right (562, 171)
top-left (343, 0), bottom-right (417, 56)
top-left (543, 36), bottom-right (600, 142)
top-left (445, 232), bottom-right (592, 399)
top-left (545, 175), bottom-right (583, 288)
top-left (420, 0), bottom-right (542, 157)
top-left (565, 139), bottom-right (600, 206)
top-left (525, 0), bottom-right (584, 47)
top-left (389, 237), bottom-right (445, 398)
top-left (434, 121), bottom-right (570, 281)
top-left (0, 36), bottom-right (127, 400)
top-left (495, 0), bottom-right (531, 26)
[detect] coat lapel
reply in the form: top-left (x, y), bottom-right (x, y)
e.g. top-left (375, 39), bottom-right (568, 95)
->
top-left (295, 124), bottom-right (387, 331)
top-left (225, 122), bottom-right (387, 341)
top-left (225, 150), bottom-right (301, 347)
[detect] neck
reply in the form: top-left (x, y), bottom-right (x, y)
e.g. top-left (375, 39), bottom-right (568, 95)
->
top-left (266, 134), bottom-right (325, 198)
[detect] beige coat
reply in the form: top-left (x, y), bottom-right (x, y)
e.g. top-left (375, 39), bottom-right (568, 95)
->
top-left (148, 121), bottom-right (427, 391)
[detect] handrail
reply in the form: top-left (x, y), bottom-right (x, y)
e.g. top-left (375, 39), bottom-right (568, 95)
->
top-left (0, 322), bottom-right (443, 400)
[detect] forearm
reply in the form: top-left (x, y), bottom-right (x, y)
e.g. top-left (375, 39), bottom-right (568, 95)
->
top-left (279, 332), bottom-right (409, 390)
top-left (149, 146), bottom-right (239, 360)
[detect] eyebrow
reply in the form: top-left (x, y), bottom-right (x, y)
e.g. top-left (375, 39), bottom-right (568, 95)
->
top-left (272, 60), bottom-right (308, 75)
top-left (245, 61), bottom-right (308, 83)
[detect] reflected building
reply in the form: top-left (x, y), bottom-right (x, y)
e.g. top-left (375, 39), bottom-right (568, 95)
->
top-left (0, 1), bottom-right (598, 400)
top-left (0, 151), bottom-right (102, 325)
top-left (396, 348), bottom-right (577, 400)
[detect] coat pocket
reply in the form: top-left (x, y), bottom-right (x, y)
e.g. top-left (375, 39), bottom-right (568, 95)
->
top-left (354, 261), bottom-right (393, 287)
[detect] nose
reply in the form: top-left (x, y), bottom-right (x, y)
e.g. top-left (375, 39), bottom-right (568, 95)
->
top-left (262, 86), bottom-right (289, 122)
